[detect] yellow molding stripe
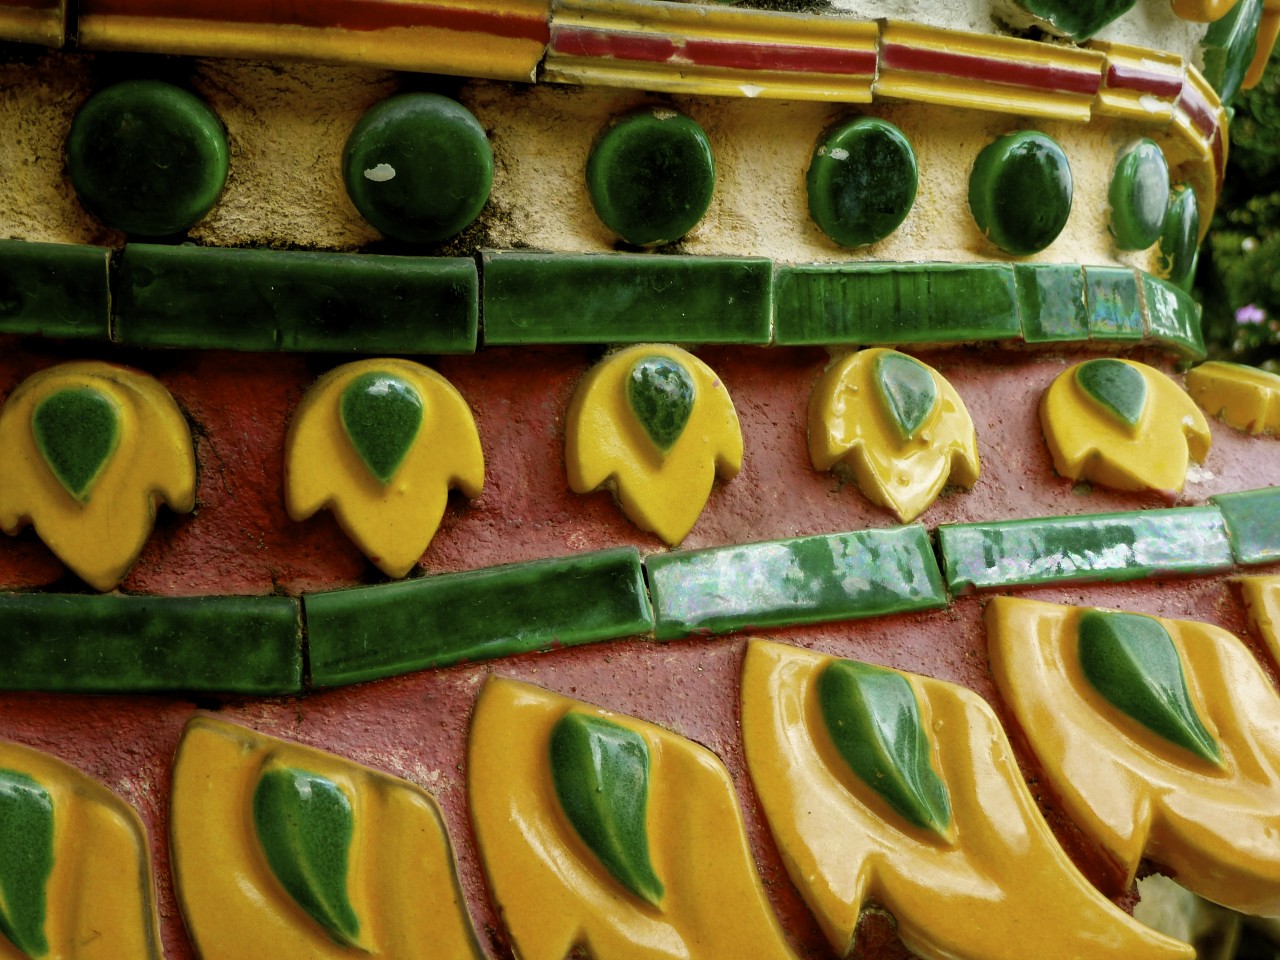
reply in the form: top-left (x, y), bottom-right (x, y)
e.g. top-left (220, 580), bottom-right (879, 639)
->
top-left (0, 0), bottom-right (65, 46)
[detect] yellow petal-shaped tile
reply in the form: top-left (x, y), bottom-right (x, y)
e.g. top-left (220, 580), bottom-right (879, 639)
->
top-left (808, 349), bottom-right (979, 522)
top-left (0, 361), bottom-right (195, 591)
top-left (1185, 360), bottom-right (1280, 436)
top-left (0, 741), bottom-right (163, 960)
top-left (285, 358), bottom-right (484, 578)
top-left (468, 676), bottom-right (798, 960)
top-left (988, 596), bottom-right (1280, 915)
top-left (740, 639), bottom-right (1192, 960)
top-left (170, 715), bottom-right (482, 960)
top-left (566, 344), bottom-right (742, 546)
top-left (1240, 575), bottom-right (1280, 667)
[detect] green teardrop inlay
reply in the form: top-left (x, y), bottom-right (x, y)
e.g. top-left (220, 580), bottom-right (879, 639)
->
top-left (549, 712), bottom-right (664, 906)
top-left (339, 372), bottom-right (424, 485)
top-left (0, 769), bottom-right (53, 960)
top-left (816, 660), bottom-right (952, 836)
top-left (253, 768), bottom-right (361, 946)
top-left (1075, 359), bottom-right (1147, 428)
top-left (625, 356), bottom-right (696, 454)
top-left (31, 387), bottom-right (121, 503)
top-left (874, 352), bottom-right (938, 441)
top-left (1078, 610), bottom-right (1222, 765)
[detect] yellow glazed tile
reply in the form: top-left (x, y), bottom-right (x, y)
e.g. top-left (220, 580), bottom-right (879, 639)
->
top-left (1039, 358), bottom-right (1211, 496)
top-left (0, 740), bottom-right (162, 960)
top-left (1245, 1), bottom-right (1280, 87)
top-left (0, 2), bottom-right (65, 46)
top-left (170, 715), bottom-right (482, 960)
top-left (1171, 0), bottom-right (1242, 19)
top-left (285, 358), bottom-right (484, 578)
top-left (0, 361), bottom-right (195, 591)
top-left (566, 344), bottom-right (742, 546)
top-left (1240, 575), bottom-right (1280, 667)
top-left (1186, 360), bottom-right (1280, 435)
top-left (468, 676), bottom-right (798, 960)
top-left (808, 349), bottom-right (979, 523)
top-left (1090, 41), bottom-right (1184, 124)
top-left (740, 639), bottom-right (1192, 960)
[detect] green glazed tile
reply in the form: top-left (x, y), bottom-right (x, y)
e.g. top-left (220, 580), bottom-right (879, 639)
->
top-left (1015, 264), bottom-right (1089, 343)
top-left (0, 768), bottom-right (53, 959)
top-left (807, 117), bottom-right (918, 248)
top-left (0, 241), bottom-right (111, 340)
top-left (305, 547), bottom-right (654, 688)
top-left (1143, 273), bottom-right (1206, 359)
top-left (115, 244), bottom-right (477, 353)
top-left (875, 352), bottom-right (937, 441)
top-left (968, 131), bottom-right (1073, 256)
top-left (626, 356), bottom-right (695, 453)
top-left (1211, 487), bottom-right (1280, 565)
top-left (773, 262), bottom-right (1019, 346)
top-left (1108, 140), bottom-right (1170, 252)
top-left (31, 387), bottom-right (121, 503)
top-left (645, 526), bottom-right (947, 641)
top-left (938, 507), bottom-right (1233, 592)
top-left (1202, 0), bottom-right (1264, 101)
top-left (339, 372), bottom-right (424, 485)
top-left (0, 594), bottom-right (302, 695)
top-left (1085, 266), bottom-right (1144, 341)
top-left (1157, 185), bottom-right (1200, 289)
top-left (482, 252), bottom-right (771, 345)
top-left (1008, 0), bottom-right (1136, 39)
top-left (1076, 359), bottom-right (1147, 427)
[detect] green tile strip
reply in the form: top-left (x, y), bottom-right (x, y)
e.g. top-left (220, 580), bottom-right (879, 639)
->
top-left (1085, 265), bottom-right (1144, 342)
top-left (1211, 487), bottom-right (1280, 566)
top-left (938, 506), bottom-right (1234, 593)
top-left (1016, 264), bottom-right (1089, 344)
top-left (1143, 273), bottom-right (1206, 359)
top-left (0, 240), bottom-right (111, 340)
top-left (644, 526), bottom-right (947, 641)
top-left (305, 546), bottom-right (654, 687)
top-left (0, 593), bottom-right (302, 694)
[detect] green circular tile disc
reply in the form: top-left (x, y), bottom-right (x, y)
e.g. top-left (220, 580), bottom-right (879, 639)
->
top-left (1108, 139), bottom-right (1170, 252)
top-left (968, 131), bottom-right (1073, 256)
top-left (807, 117), bottom-right (918, 248)
top-left (66, 80), bottom-right (229, 237)
top-left (1158, 184), bottom-right (1201, 287)
top-left (587, 108), bottom-right (715, 246)
top-left (343, 93), bottom-right (493, 244)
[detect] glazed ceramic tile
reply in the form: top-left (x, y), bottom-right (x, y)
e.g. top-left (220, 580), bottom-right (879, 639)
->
top-left (1085, 266), bottom-right (1145, 341)
top-left (741, 639), bottom-right (1192, 960)
top-left (468, 676), bottom-right (799, 960)
top-left (1240, 575), bottom-right (1280, 667)
top-left (1143, 273), bottom-right (1207, 359)
top-left (305, 547), bottom-right (653, 687)
top-left (0, 241), bottom-right (110, 340)
top-left (0, 0), bottom-right (65, 45)
top-left (1201, 0), bottom-right (1265, 100)
top-left (1015, 264), bottom-right (1090, 344)
top-left (1186, 361), bottom-right (1280, 435)
top-left (968, 131), bottom-right (1073, 256)
top-left (1091, 41), bottom-right (1183, 125)
top-left (1108, 140), bottom-right (1171, 251)
top-left (0, 362), bottom-right (195, 591)
top-left (1211, 487), bottom-right (1280, 565)
top-left (286, 359), bottom-right (484, 578)
top-left (807, 118), bottom-right (917, 248)
top-left (1158, 184), bottom-right (1201, 288)
top-left (1007, 0), bottom-right (1137, 40)
top-left (566, 345), bottom-right (742, 545)
top-left (171, 716), bottom-right (482, 960)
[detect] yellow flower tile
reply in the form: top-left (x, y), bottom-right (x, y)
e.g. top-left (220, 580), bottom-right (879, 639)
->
top-left (1186, 360), bottom-right (1280, 436)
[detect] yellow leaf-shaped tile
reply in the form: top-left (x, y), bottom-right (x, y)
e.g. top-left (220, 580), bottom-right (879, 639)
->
top-left (566, 345), bottom-right (742, 545)
top-left (808, 349), bottom-right (979, 522)
top-left (285, 358), bottom-right (484, 577)
top-left (468, 676), bottom-right (798, 960)
top-left (1186, 360), bottom-right (1280, 436)
top-left (1241, 575), bottom-right (1280, 668)
top-left (0, 361), bottom-right (195, 591)
top-left (741, 639), bottom-right (1193, 960)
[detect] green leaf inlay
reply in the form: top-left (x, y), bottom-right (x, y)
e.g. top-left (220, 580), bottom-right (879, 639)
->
top-left (816, 659), bottom-right (952, 836)
top-left (626, 356), bottom-right (695, 454)
top-left (253, 768), bottom-right (361, 946)
top-left (549, 712), bottom-right (664, 906)
top-left (1078, 610), bottom-right (1222, 765)
top-left (31, 387), bottom-right (120, 503)
top-left (874, 352), bottom-right (938, 441)
top-left (1075, 359), bottom-right (1147, 428)
top-left (0, 769), bottom-right (53, 959)
top-left (339, 372), bottom-right (424, 485)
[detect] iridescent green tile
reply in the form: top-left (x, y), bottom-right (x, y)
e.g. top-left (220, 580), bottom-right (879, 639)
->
top-left (1016, 263), bottom-right (1088, 343)
top-left (1211, 487), bottom-right (1280, 566)
top-left (1142, 273), bottom-right (1206, 359)
top-left (0, 240), bottom-right (110, 340)
top-left (1085, 266), bottom-right (1143, 341)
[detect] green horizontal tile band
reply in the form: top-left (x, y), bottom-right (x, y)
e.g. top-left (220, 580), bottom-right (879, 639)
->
top-left (305, 547), bottom-right (654, 687)
top-left (1143, 273), bottom-right (1206, 359)
top-left (938, 507), bottom-right (1234, 592)
top-left (1016, 264), bottom-right (1089, 344)
top-left (0, 240), bottom-right (111, 340)
top-left (1211, 487), bottom-right (1280, 565)
top-left (645, 526), bottom-right (947, 642)
top-left (0, 593), bottom-right (302, 694)
top-left (481, 251), bottom-right (772, 345)
top-left (114, 244), bottom-right (477, 353)
top-left (1085, 266), bottom-right (1144, 341)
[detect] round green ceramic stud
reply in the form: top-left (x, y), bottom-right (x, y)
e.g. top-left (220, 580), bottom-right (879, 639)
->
top-left (587, 107), bottom-right (715, 246)
top-left (67, 80), bottom-right (228, 236)
top-left (1158, 184), bottom-right (1201, 288)
top-left (968, 131), bottom-right (1073, 256)
top-left (1108, 140), bottom-right (1170, 251)
top-left (807, 118), bottom-right (918, 248)
top-left (343, 93), bottom-right (493, 244)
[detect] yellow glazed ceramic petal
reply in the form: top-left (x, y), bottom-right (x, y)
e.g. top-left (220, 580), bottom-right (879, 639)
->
top-left (740, 639), bottom-right (1192, 960)
top-left (0, 361), bottom-right (195, 591)
top-left (0, 740), bottom-right (163, 960)
top-left (1040, 359), bottom-right (1211, 496)
top-left (808, 349), bottom-right (979, 522)
top-left (1170, 0), bottom-right (1241, 20)
top-left (988, 597), bottom-right (1280, 915)
top-left (1185, 360), bottom-right (1280, 436)
top-left (1245, 1), bottom-right (1280, 88)
top-left (1241, 575), bottom-right (1280, 667)
top-left (468, 676), bottom-right (798, 960)
top-left (170, 715), bottom-right (482, 960)
top-left (565, 344), bottom-right (742, 545)
top-left (285, 358), bottom-right (484, 578)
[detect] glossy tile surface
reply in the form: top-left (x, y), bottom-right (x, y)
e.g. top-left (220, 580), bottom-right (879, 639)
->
top-left (1201, 0), bottom-right (1265, 100)
top-left (968, 131), bottom-right (1073, 255)
top-left (1008, 0), bottom-right (1138, 39)
top-left (0, 0), bottom-right (65, 46)
top-left (1158, 184), bottom-right (1201, 287)
top-left (1186, 360), bottom-right (1280, 435)
top-left (1108, 139), bottom-right (1170, 251)
top-left (1015, 263), bottom-right (1089, 344)
top-left (1240, 575), bottom-right (1280, 667)
top-left (1143, 273), bottom-right (1206, 358)
top-left (807, 117), bottom-right (917, 248)
top-left (1085, 266), bottom-right (1145, 340)
top-left (0, 241), bottom-right (110, 340)
top-left (1211, 486), bottom-right (1280, 565)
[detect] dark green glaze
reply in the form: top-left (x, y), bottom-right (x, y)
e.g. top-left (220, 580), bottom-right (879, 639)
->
top-left (343, 93), bottom-right (492, 244)
top-left (1015, 264), bottom-right (1089, 343)
top-left (1008, 0), bottom-right (1136, 39)
top-left (626, 356), bottom-right (695, 453)
top-left (0, 241), bottom-right (110, 340)
top-left (817, 660), bottom-right (950, 835)
top-left (1143, 274), bottom-right (1206, 360)
top-left (1085, 267), bottom-right (1144, 341)
top-left (969, 131), bottom-right (1073, 256)
top-left (587, 108), bottom-right (715, 246)
top-left (807, 118), bottom-right (917, 248)
top-left (31, 388), bottom-right (120, 503)
top-left (1212, 487), bottom-right (1280, 565)
top-left (1077, 610), bottom-right (1221, 765)
top-left (1158, 185), bottom-right (1200, 289)
top-left (1075, 359), bottom-right (1147, 427)
top-left (339, 373), bottom-right (424, 485)
top-left (549, 713), bottom-right (663, 906)
top-left (1108, 141), bottom-right (1170, 251)
top-left (874, 352), bottom-right (937, 441)
top-left (0, 769), bottom-right (53, 959)
top-left (1202, 0), bottom-right (1264, 101)
top-left (66, 80), bottom-right (227, 237)
top-left (254, 768), bottom-right (360, 946)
